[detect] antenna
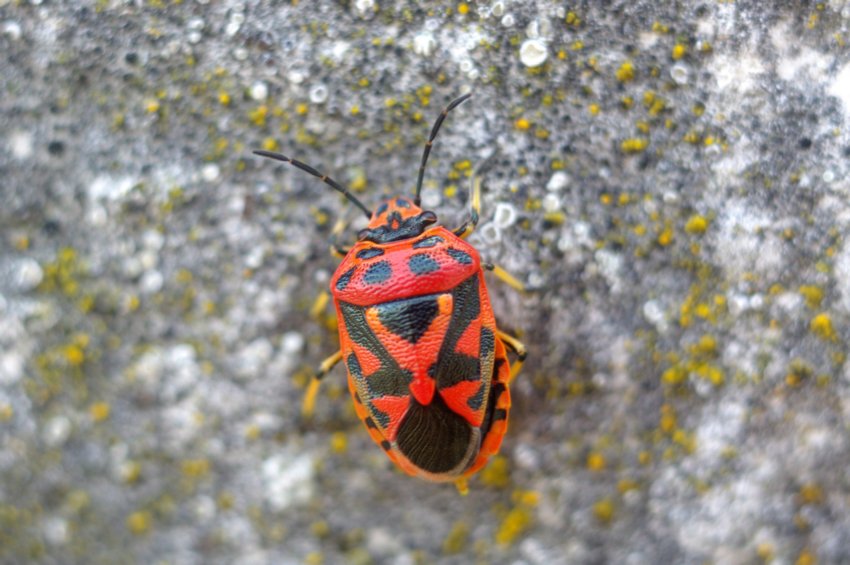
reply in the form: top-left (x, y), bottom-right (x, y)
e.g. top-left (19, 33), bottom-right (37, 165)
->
top-left (414, 93), bottom-right (472, 207)
top-left (253, 150), bottom-right (372, 219)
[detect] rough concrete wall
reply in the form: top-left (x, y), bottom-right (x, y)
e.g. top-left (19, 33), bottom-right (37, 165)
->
top-left (2, 1), bottom-right (850, 563)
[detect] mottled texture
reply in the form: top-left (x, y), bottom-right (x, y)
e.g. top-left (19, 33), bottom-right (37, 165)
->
top-left (2, 1), bottom-right (850, 564)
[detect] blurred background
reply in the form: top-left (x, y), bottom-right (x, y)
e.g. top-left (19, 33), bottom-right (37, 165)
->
top-left (2, 1), bottom-right (850, 563)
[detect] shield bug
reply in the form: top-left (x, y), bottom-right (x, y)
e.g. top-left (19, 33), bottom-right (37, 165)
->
top-left (254, 94), bottom-right (526, 493)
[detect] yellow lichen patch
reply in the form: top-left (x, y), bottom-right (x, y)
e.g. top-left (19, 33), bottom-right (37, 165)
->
top-left (810, 312), bottom-right (836, 341)
top-left (589, 103), bottom-right (600, 116)
top-left (799, 483), bottom-right (824, 505)
top-left (685, 215), bottom-right (708, 234)
top-left (796, 549), bottom-right (817, 565)
top-left (126, 511), bottom-right (152, 535)
top-left (0, 404), bottom-right (13, 422)
top-left (514, 117), bottom-right (531, 130)
top-left (442, 521), bottom-right (469, 554)
top-left (786, 359), bottom-right (813, 387)
top-left (495, 491), bottom-right (538, 546)
top-left (565, 11), bottom-right (581, 27)
top-left (218, 91), bottom-right (231, 106)
top-left (662, 365), bottom-right (686, 386)
top-left (586, 451), bottom-right (606, 472)
top-left (799, 285), bottom-right (824, 309)
top-left (480, 455), bottom-right (511, 488)
top-left (261, 137), bottom-right (278, 151)
top-left (660, 404), bottom-right (677, 433)
top-left (181, 458), bottom-right (211, 478)
top-left (672, 429), bottom-right (696, 453)
top-left (672, 44), bottom-right (687, 60)
top-left (457, 2), bottom-right (469, 15)
top-left (330, 431), bottom-right (348, 454)
top-left (593, 498), bottom-right (615, 524)
top-left (657, 225), bottom-right (673, 247)
top-left (248, 105), bottom-right (268, 126)
top-left (621, 138), bottom-right (649, 153)
top-left (616, 61), bottom-right (635, 82)
top-left (145, 99), bottom-right (160, 113)
top-left (89, 402), bottom-right (111, 423)
top-left (64, 344), bottom-right (85, 367)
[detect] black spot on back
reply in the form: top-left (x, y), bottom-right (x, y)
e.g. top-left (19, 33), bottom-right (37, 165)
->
top-left (375, 294), bottom-right (441, 344)
top-left (363, 260), bottom-right (392, 285)
top-left (408, 253), bottom-right (440, 275)
top-left (376, 202), bottom-right (389, 216)
top-left (447, 248), bottom-right (473, 265)
top-left (434, 275), bottom-right (483, 390)
top-left (396, 197), bottom-right (411, 208)
top-left (336, 266), bottom-right (356, 291)
top-left (413, 235), bottom-right (444, 249)
top-left (356, 247), bottom-right (385, 260)
top-left (396, 394), bottom-right (472, 474)
top-left (466, 381), bottom-right (487, 411)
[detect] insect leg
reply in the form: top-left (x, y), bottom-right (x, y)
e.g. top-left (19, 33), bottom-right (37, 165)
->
top-left (496, 330), bottom-right (527, 382)
top-left (482, 263), bottom-right (526, 293)
top-left (329, 217), bottom-right (351, 258)
top-left (302, 350), bottom-right (343, 417)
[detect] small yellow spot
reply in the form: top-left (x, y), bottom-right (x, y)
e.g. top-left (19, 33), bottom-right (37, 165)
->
top-left (442, 521), bottom-right (469, 554)
top-left (304, 552), bottom-right (323, 565)
top-left (799, 483), bottom-right (824, 505)
top-left (685, 215), bottom-right (708, 234)
top-left (384, 97), bottom-right (396, 108)
top-left (593, 498), bottom-right (615, 524)
top-left (0, 404), bottom-right (13, 422)
top-left (358, 77), bottom-right (370, 87)
top-left (14, 235), bottom-right (29, 251)
top-left (535, 128), bottom-right (550, 139)
top-left (704, 135), bottom-right (716, 146)
top-left (296, 103), bottom-right (309, 115)
top-left (480, 455), bottom-right (511, 488)
top-left (621, 138), bottom-right (649, 153)
top-left (218, 91), bottom-right (231, 106)
top-left (660, 404), bottom-right (677, 432)
top-left (683, 130), bottom-right (700, 144)
top-left (514, 117), bottom-right (531, 130)
top-left (64, 344), bottom-right (85, 367)
top-left (89, 402), bottom-right (111, 423)
top-left (652, 21), bottom-right (669, 34)
top-left (330, 432), bottom-right (348, 454)
top-left (457, 2), bottom-right (469, 15)
top-left (616, 61), bottom-right (635, 82)
top-left (586, 452), bottom-right (606, 472)
top-left (571, 40), bottom-right (584, 50)
top-left (350, 105), bottom-right (360, 116)
top-left (145, 99), bottom-right (160, 113)
top-left (810, 313), bottom-right (835, 341)
top-left (495, 507), bottom-right (533, 545)
top-left (600, 193), bottom-right (612, 205)
top-left (181, 458), bottom-right (211, 478)
top-left (638, 451), bottom-right (652, 465)
top-left (796, 549), bottom-right (817, 565)
top-left (565, 11), bottom-right (581, 27)
top-left (799, 285), bottom-right (824, 309)
top-left (672, 43), bottom-right (687, 60)
top-left (557, 49), bottom-right (567, 60)
top-left (662, 366), bottom-right (686, 386)
top-left (589, 103), bottom-right (600, 116)
top-left (657, 226), bottom-right (673, 246)
top-left (261, 137), bottom-right (278, 151)
top-left (621, 96), bottom-right (634, 109)
top-left (127, 511), bottom-right (152, 535)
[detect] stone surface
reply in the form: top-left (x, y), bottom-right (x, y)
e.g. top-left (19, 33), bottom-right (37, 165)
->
top-left (2, 1), bottom-right (850, 564)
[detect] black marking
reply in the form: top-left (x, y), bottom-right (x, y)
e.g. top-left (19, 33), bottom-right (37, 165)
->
top-left (376, 202), bottom-right (389, 216)
top-left (434, 275), bottom-right (483, 390)
top-left (356, 248), bottom-right (385, 260)
top-left (396, 197), bottom-right (411, 208)
top-left (467, 381), bottom-right (487, 411)
top-left (375, 294), bottom-right (440, 344)
top-left (358, 211), bottom-right (437, 244)
top-left (494, 409), bottom-right (508, 421)
top-left (335, 266), bottom-right (356, 291)
top-left (396, 394), bottom-right (472, 474)
top-left (363, 260), bottom-right (392, 285)
top-left (339, 301), bottom-right (413, 418)
top-left (408, 253), bottom-right (441, 276)
top-left (447, 248), bottom-right (473, 265)
top-left (413, 235), bottom-right (445, 249)
top-left (380, 440), bottom-right (392, 451)
top-left (354, 391), bottom-right (363, 404)
top-left (365, 417), bottom-right (378, 429)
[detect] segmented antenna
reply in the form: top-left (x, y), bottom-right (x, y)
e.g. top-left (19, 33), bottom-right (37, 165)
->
top-left (414, 93), bottom-right (472, 207)
top-left (253, 150), bottom-right (372, 219)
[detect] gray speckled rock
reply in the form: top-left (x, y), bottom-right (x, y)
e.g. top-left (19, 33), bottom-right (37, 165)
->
top-left (2, 1), bottom-right (850, 563)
